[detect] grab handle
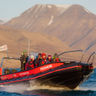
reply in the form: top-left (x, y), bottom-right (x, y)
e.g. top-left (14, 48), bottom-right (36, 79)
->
top-left (87, 52), bottom-right (95, 64)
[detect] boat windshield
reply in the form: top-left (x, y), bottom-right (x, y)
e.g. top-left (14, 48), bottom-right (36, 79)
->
top-left (0, 57), bottom-right (20, 75)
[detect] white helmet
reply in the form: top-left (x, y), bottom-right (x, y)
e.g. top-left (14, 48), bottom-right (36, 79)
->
top-left (30, 55), bottom-right (34, 59)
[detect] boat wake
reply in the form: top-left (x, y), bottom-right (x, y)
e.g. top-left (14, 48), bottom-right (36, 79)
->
top-left (0, 80), bottom-right (72, 93)
top-left (0, 82), bottom-right (29, 93)
top-left (0, 79), bottom-right (96, 95)
top-left (79, 87), bottom-right (96, 91)
top-left (27, 80), bottom-right (72, 91)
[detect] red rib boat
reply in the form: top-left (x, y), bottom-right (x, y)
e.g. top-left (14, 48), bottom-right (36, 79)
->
top-left (0, 50), bottom-right (94, 89)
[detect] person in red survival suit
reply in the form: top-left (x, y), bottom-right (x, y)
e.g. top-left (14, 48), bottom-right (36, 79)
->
top-left (34, 53), bottom-right (42, 67)
top-left (47, 55), bottom-right (52, 63)
top-left (55, 57), bottom-right (61, 62)
top-left (41, 53), bottom-right (47, 65)
top-left (53, 53), bottom-right (61, 62)
top-left (25, 55), bottom-right (35, 70)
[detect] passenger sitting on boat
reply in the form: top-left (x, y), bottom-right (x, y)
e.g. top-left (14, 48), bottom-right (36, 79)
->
top-left (20, 50), bottom-right (29, 71)
top-left (53, 53), bottom-right (61, 62)
top-left (47, 55), bottom-right (52, 63)
top-left (34, 53), bottom-right (42, 67)
top-left (41, 53), bottom-right (47, 65)
top-left (25, 55), bottom-right (35, 70)
top-left (55, 57), bottom-right (61, 62)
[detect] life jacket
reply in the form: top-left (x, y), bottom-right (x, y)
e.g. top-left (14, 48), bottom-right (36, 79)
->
top-left (41, 53), bottom-right (47, 65)
top-left (42, 59), bottom-right (47, 65)
top-left (47, 58), bottom-right (52, 63)
top-left (48, 59), bottom-right (52, 62)
top-left (47, 55), bottom-right (52, 62)
top-left (28, 60), bottom-right (34, 68)
top-left (29, 64), bottom-right (34, 68)
top-left (34, 58), bottom-right (41, 67)
top-left (25, 63), bottom-right (29, 70)
top-left (25, 59), bottom-right (34, 70)
top-left (55, 58), bottom-right (60, 62)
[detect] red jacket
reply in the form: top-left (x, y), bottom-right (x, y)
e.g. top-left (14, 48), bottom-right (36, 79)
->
top-left (41, 59), bottom-right (47, 65)
top-left (55, 58), bottom-right (60, 62)
top-left (25, 60), bottom-right (34, 70)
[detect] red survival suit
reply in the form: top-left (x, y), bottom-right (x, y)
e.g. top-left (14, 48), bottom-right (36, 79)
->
top-left (41, 53), bottom-right (47, 65)
top-left (25, 59), bottom-right (34, 70)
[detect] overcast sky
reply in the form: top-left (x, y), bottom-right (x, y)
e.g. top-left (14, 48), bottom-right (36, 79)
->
top-left (0, 0), bottom-right (96, 21)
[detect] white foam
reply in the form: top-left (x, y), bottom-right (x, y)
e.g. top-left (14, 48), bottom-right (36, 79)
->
top-left (79, 87), bottom-right (96, 91)
top-left (0, 82), bottom-right (30, 93)
top-left (27, 80), bottom-right (71, 91)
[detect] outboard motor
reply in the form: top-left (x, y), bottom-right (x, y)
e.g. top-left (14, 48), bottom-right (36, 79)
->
top-left (81, 52), bottom-right (94, 75)
top-left (0, 67), bottom-right (2, 75)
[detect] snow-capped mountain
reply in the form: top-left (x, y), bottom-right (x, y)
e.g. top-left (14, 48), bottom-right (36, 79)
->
top-left (5, 4), bottom-right (96, 53)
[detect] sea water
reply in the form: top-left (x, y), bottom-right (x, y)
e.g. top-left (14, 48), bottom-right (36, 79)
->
top-left (0, 69), bottom-right (96, 96)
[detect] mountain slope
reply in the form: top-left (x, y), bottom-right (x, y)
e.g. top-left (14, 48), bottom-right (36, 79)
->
top-left (0, 25), bottom-right (72, 68)
top-left (5, 4), bottom-right (96, 53)
top-left (5, 4), bottom-right (72, 31)
top-left (0, 25), bottom-right (70, 56)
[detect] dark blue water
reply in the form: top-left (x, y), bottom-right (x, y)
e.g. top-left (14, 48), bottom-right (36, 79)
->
top-left (0, 69), bottom-right (96, 96)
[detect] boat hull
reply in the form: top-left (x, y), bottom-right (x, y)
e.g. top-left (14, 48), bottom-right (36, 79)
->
top-left (36, 65), bottom-right (92, 89)
top-left (0, 62), bottom-right (93, 89)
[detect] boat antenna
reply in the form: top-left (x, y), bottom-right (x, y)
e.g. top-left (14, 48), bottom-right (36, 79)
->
top-left (28, 39), bottom-right (30, 56)
top-left (57, 50), bottom-right (83, 57)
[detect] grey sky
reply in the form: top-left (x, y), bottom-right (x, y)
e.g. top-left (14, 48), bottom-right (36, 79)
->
top-left (0, 0), bottom-right (96, 21)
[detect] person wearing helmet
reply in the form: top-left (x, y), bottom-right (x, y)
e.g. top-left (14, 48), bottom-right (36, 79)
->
top-left (34, 53), bottom-right (42, 67)
top-left (20, 50), bottom-right (29, 71)
top-left (25, 55), bottom-right (35, 70)
top-left (47, 55), bottom-right (52, 63)
top-left (41, 53), bottom-right (47, 65)
top-left (53, 53), bottom-right (61, 62)
top-left (55, 57), bottom-right (61, 62)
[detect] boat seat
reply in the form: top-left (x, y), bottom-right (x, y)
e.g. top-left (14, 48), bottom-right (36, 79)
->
top-left (11, 69), bottom-right (17, 73)
top-left (4, 69), bottom-right (10, 75)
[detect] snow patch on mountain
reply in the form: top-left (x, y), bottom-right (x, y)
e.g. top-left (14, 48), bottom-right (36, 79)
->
top-left (47, 5), bottom-right (52, 8)
top-left (48, 16), bottom-right (54, 26)
top-left (84, 8), bottom-right (90, 13)
top-left (56, 5), bottom-right (72, 15)
top-left (56, 4), bottom-right (72, 8)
